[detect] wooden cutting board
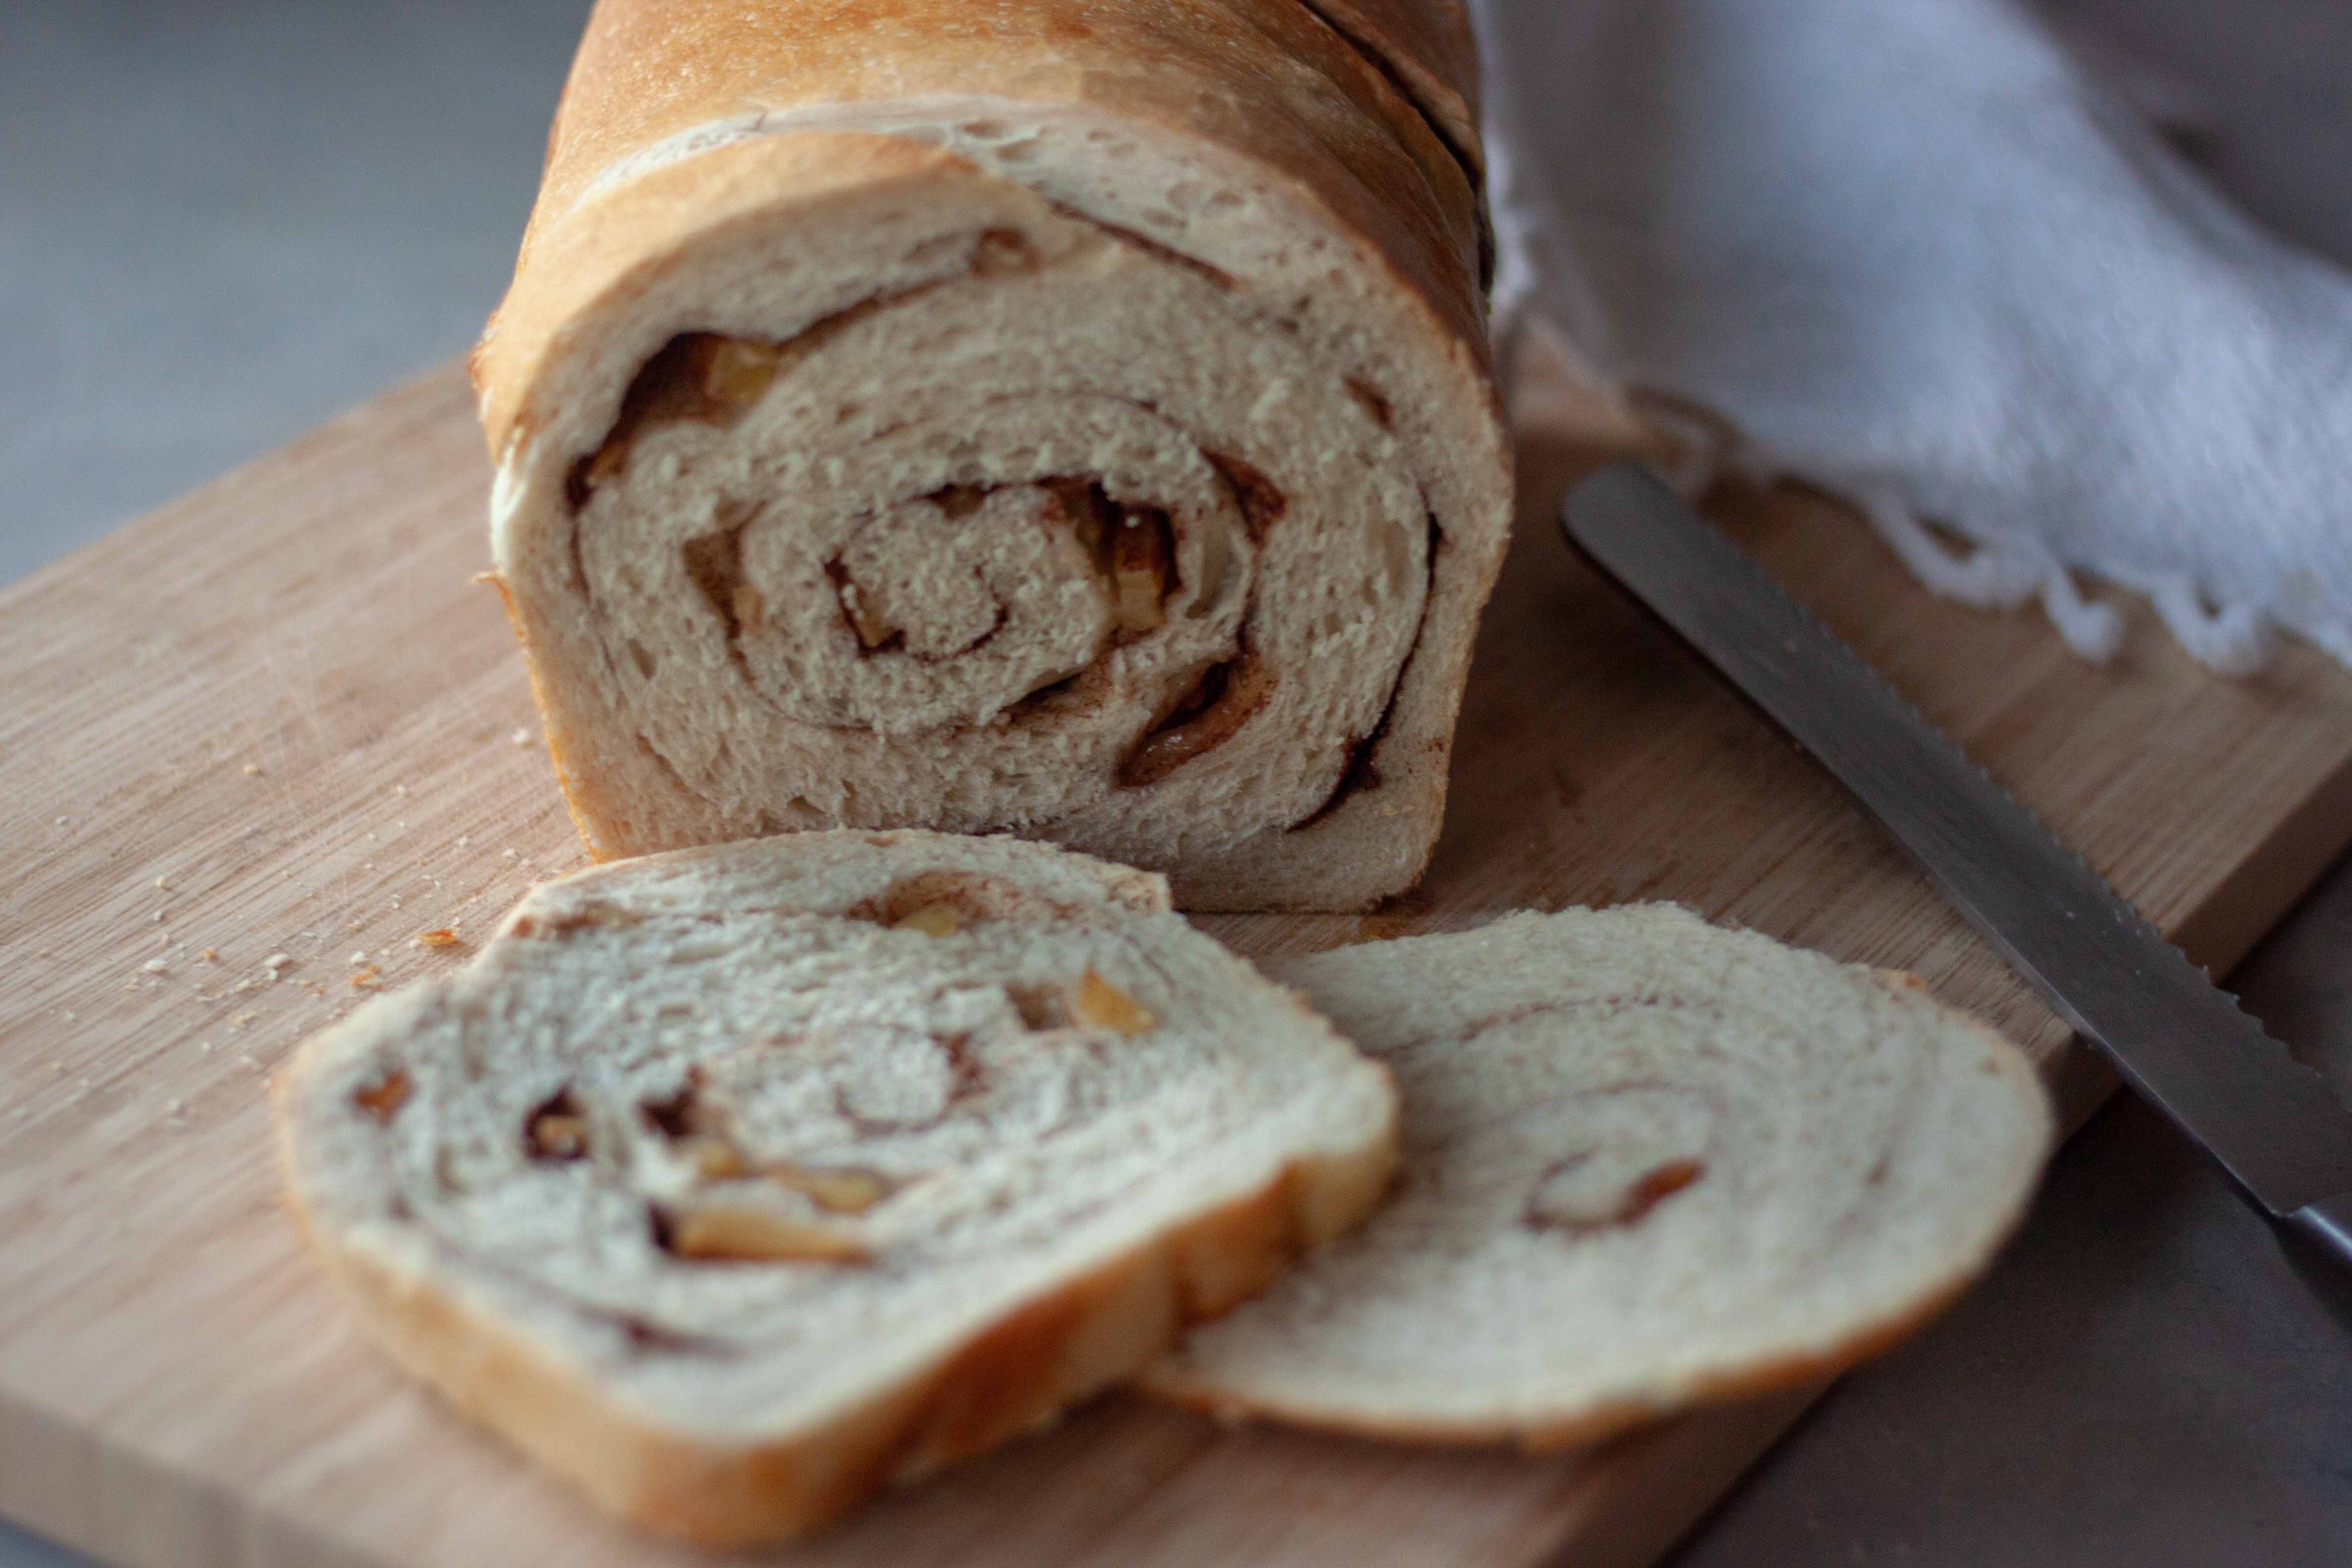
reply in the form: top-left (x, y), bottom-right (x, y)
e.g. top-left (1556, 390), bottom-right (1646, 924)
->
top-left (6, 341), bottom-right (2352, 1568)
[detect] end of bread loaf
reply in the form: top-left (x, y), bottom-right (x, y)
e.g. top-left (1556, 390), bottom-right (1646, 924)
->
top-left (472, 0), bottom-right (1514, 912)
top-left (1142, 906), bottom-right (2055, 1449)
top-left (275, 831), bottom-right (1397, 1544)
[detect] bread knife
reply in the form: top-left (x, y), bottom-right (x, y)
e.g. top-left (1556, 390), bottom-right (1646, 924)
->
top-left (1561, 461), bottom-right (2352, 1269)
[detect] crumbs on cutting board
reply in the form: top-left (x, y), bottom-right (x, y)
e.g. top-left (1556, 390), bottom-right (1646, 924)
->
top-left (60, 778), bottom-right (580, 1140)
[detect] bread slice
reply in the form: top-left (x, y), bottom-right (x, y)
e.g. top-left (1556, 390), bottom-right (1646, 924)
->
top-left (273, 830), bottom-right (1397, 1545)
top-left (1143, 906), bottom-right (2054, 1447)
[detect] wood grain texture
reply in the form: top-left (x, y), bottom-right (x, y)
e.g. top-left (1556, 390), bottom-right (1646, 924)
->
top-left (4, 343), bottom-right (2351, 1568)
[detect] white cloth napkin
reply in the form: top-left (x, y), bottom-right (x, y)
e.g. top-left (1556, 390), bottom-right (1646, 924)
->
top-left (1476, 0), bottom-right (2352, 673)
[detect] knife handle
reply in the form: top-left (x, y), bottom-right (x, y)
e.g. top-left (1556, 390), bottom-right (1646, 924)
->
top-left (2284, 1193), bottom-right (2352, 1274)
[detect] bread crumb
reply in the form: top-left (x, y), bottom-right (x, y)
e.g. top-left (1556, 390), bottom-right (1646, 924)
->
top-left (197, 1041), bottom-right (213, 1053)
top-left (415, 928), bottom-right (462, 950)
top-left (239, 1055), bottom-right (261, 1071)
top-left (142, 959), bottom-right (169, 975)
top-left (61, 1013), bottom-right (76, 1024)
top-left (266, 953), bottom-right (292, 970)
top-left (154, 876), bottom-right (174, 891)
top-left (349, 950), bottom-right (369, 965)
top-left (512, 728), bottom-right (532, 746)
top-left (456, 835), bottom-right (469, 848)
top-left (393, 784), bottom-right (409, 796)
top-left (350, 966), bottom-right (382, 990)
top-left (502, 848), bottom-right (519, 859)
top-left (54, 816), bottom-right (69, 826)
top-left (151, 909), bottom-right (165, 923)
top-left (243, 764), bottom-right (262, 777)
top-left (201, 948), bottom-right (218, 962)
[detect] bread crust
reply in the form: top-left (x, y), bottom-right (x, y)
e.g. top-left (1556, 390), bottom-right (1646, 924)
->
top-left (476, 0), bottom-right (1484, 453)
top-left (1145, 1225), bottom-right (1998, 1455)
top-left (279, 1112), bottom-right (1394, 1546)
top-left (1295, 0), bottom-right (1482, 171)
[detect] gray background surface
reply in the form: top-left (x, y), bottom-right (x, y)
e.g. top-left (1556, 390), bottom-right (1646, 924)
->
top-left (6, 1), bottom-right (2351, 1563)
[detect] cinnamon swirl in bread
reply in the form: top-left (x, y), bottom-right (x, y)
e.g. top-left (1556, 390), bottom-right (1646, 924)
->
top-left (472, 0), bottom-right (1509, 910)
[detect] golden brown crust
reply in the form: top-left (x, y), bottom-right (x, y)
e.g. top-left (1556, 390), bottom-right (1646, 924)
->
top-left (1295, 0), bottom-right (1481, 169)
top-left (1289, 0), bottom-right (1488, 282)
top-left (475, 0), bottom-right (1485, 458)
top-left (1146, 1251), bottom-right (1997, 1455)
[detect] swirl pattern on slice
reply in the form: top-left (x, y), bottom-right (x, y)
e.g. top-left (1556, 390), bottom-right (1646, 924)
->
top-left (276, 831), bottom-right (1397, 1544)
top-left (1144, 906), bottom-right (2055, 1446)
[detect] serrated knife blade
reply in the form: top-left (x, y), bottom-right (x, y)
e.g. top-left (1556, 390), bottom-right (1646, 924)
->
top-left (1562, 462), bottom-right (2352, 1265)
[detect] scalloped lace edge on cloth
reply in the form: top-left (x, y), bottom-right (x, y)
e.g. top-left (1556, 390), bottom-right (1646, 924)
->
top-left (1482, 107), bottom-right (2331, 680)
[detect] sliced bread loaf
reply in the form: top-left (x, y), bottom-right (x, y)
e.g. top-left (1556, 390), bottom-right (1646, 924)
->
top-left (273, 830), bottom-right (1397, 1545)
top-left (1143, 905), bottom-right (2053, 1447)
top-left (474, 0), bottom-right (1513, 912)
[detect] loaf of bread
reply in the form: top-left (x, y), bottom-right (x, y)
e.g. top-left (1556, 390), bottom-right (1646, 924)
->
top-left (471, 0), bottom-right (1511, 911)
top-left (1144, 906), bottom-right (2054, 1446)
top-left (272, 831), bottom-right (1398, 1545)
